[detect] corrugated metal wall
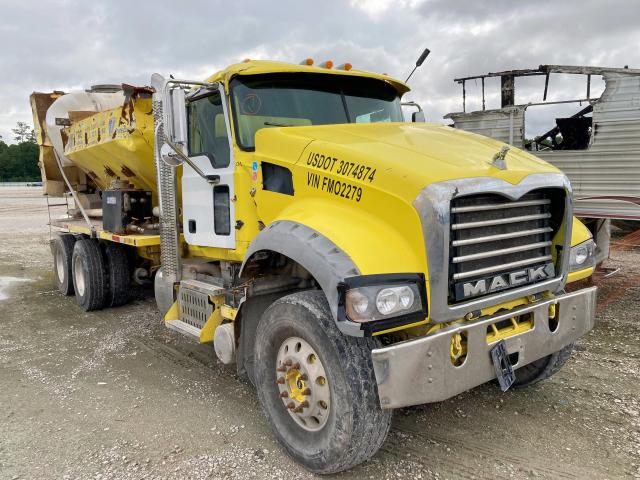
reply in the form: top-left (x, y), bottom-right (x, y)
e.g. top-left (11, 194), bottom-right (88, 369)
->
top-left (445, 107), bottom-right (525, 146)
top-left (537, 74), bottom-right (640, 219)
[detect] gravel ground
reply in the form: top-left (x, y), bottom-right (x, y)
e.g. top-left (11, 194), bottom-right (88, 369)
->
top-left (0, 186), bottom-right (638, 480)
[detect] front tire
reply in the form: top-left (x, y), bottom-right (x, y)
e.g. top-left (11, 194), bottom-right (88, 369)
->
top-left (71, 239), bottom-right (107, 311)
top-left (254, 290), bottom-right (391, 474)
top-left (513, 342), bottom-right (575, 387)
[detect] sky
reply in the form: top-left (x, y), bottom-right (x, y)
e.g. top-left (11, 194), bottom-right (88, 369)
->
top-left (2, 0), bottom-right (640, 143)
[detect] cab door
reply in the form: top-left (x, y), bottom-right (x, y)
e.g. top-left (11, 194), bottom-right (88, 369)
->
top-left (182, 85), bottom-right (235, 249)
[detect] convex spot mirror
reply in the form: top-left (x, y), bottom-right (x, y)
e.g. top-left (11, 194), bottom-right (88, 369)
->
top-left (160, 143), bottom-right (183, 167)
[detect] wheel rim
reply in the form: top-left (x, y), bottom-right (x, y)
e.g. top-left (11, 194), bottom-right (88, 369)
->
top-left (55, 249), bottom-right (65, 284)
top-left (74, 256), bottom-right (86, 297)
top-left (276, 336), bottom-right (330, 432)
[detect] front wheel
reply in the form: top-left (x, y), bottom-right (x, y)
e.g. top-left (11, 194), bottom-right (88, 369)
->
top-left (513, 342), bottom-right (575, 387)
top-left (254, 290), bottom-right (391, 474)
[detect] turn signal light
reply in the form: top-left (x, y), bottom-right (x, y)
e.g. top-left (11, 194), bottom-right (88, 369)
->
top-left (337, 63), bottom-right (353, 71)
top-left (319, 60), bottom-right (334, 69)
top-left (300, 58), bottom-right (314, 66)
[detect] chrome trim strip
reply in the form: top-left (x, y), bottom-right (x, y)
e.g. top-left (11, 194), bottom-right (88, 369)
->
top-left (452, 212), bottom-right (551, 230)
top-left (451, 198), bottom-right (550, 213)
top-left (413, 173), bottom-right (573, 323)
top-left (453, 241), bottom-right (551, 263)
top-left (452, 254), bottom-right (553, 280)
top-left (452, 227), bottom-right (552, 246)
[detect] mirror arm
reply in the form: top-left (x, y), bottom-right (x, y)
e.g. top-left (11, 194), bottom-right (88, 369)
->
top-left (401, 101), bottom-right (423, 112)
top-left (163, 134), bottom-right (220, 185)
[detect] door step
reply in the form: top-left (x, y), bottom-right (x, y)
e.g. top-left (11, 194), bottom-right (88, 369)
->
top-left (180, 278), bottom-right (225, 295)
top-left (166, 279), bottom-right (226, 340)
top-left (166, 319), bottom-right (202, 341)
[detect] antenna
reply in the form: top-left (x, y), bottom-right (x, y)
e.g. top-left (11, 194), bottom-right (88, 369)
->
top-left (404, 48), bottom-right (431, 83)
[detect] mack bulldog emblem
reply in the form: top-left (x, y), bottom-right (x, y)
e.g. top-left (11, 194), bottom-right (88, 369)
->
top-left (455, 263), bottom-right (556, 301)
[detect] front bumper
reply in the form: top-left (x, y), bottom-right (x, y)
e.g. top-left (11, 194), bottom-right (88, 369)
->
top-left (371, 286), bottom-right (597, 409)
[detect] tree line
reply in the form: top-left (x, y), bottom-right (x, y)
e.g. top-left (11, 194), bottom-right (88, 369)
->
top-left (0, 122), bottom-right (40, 182)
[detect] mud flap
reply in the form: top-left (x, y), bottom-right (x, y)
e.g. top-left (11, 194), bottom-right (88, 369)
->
top-left (490, 340), bottom-right (515, 392)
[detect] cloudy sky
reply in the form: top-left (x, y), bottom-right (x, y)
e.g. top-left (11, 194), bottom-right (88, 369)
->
top-left (2, 0), bottom-right (639, 143)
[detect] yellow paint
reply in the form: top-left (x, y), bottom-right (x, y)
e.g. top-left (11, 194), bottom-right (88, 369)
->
top-left (372, 319), bottom-right (429, 336)
top-left (450, 332), bottom-right (467, 366)
top-left (186, 242), bottom-right (248, 262)
top-left (567, 266), bottom-right (595, 283)
top-left (63, 96), bottom-right (163, 204)
top-left (204, 59), bottom-right (409, 95)
top-left (199, 295), bottom-right (224, 343)
top-left (64, 222), bottom-right (160, 252)
top-left (571, 216), bottom-right (593, 246)
top-left (98, 231), bottom-right (160, 247)
top-left (486, 315), bottom-right (534, 344)
top-left (286, 368), bottom-right (308, 403)
top-left (164, 301), bottom-right (180, 321)
top-left (221, 304), bottom-right (238, 321)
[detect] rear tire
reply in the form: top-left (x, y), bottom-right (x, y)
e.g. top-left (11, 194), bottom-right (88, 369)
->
top-left (513, 342), bottom-right (575, 387)
top-left (102, 242), bottom-right (131, 307)
top-left (52, 234), bottom-right (76, 295)
top-left (72, 239), bottom-right (107, 311)
top-left (254, 290), bottom-right (392, 474)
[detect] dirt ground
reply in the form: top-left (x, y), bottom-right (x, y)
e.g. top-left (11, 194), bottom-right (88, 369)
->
top-left (0, 186), bottom-right (638, 480)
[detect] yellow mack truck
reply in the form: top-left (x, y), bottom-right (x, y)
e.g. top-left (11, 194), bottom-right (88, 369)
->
top-left (30, 57), bottom-right (597, 473)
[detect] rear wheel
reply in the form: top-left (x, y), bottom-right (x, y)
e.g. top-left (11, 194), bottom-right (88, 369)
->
top-left (52, 234), bottom-right (76, 295)
top-left (254, 290), bottom-right (391, 474)
top-left (102, 242), bottom-right (131, 307)
top-left (513, 342), bottom-right (575, 387)
top-left (72, 239), bottom-right (107, 311)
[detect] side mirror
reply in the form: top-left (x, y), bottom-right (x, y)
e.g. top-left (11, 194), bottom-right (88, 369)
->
top-left (412, 111), bottom-right (426, 123)
top-left (168, 87), bottom-right (187, 147)
top-left (402, 101), bottom-right (425, 122)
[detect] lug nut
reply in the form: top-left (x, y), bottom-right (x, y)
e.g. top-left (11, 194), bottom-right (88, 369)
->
top-left (300, 373), bottom-right (308, 381)
top-left (284, 359), bottom-right (292, 366)
top-left (300, 400), bottom-right (309, 408)
top-left (292, 362), bottom-right (300, 370)
top-left (279, 391), bottom-right (289, 398)
top-left (276, 365), bottom-right (286, 372)
top-left (287, 402), bottom-right (295, 410)
top-left (293, 405), bottom-right (304, 413)
top-left (301, 388), bottom-right (311, 395)
top-left (276, 377), bottom-right (285, 385)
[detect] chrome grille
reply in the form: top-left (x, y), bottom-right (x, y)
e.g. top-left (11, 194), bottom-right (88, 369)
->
top-left (449, 190), bottom-right (562, 302)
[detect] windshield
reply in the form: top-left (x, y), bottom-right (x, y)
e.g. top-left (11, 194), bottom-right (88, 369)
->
top-left (230, 73), bottom-right (403, 149)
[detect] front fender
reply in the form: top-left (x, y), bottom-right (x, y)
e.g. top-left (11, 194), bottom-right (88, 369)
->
top-left (239, 220), bottom-right (363, 335)
top-left (240, 197), bottom-right (427, 336)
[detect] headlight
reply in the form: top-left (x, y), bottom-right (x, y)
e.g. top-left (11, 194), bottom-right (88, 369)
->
top-left (343, 276), bottom-right (426, 323)
top-left (569, 239), bottom-right (596, 271)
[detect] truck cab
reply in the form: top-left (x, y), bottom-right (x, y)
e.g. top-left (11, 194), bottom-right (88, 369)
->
top-left (32, 59), bottom-right (597, 474)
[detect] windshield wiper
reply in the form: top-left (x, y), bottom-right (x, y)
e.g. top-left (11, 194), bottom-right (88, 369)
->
top-left (264, 121), bottom-right (295, 127)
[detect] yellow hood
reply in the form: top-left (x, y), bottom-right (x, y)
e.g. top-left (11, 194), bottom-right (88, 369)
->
top-left (256, 122), bottom-right (560, 202)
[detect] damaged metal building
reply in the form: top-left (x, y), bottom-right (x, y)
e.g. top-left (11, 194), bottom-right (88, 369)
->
top-left (445, 65), bottom-right (640, 261)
